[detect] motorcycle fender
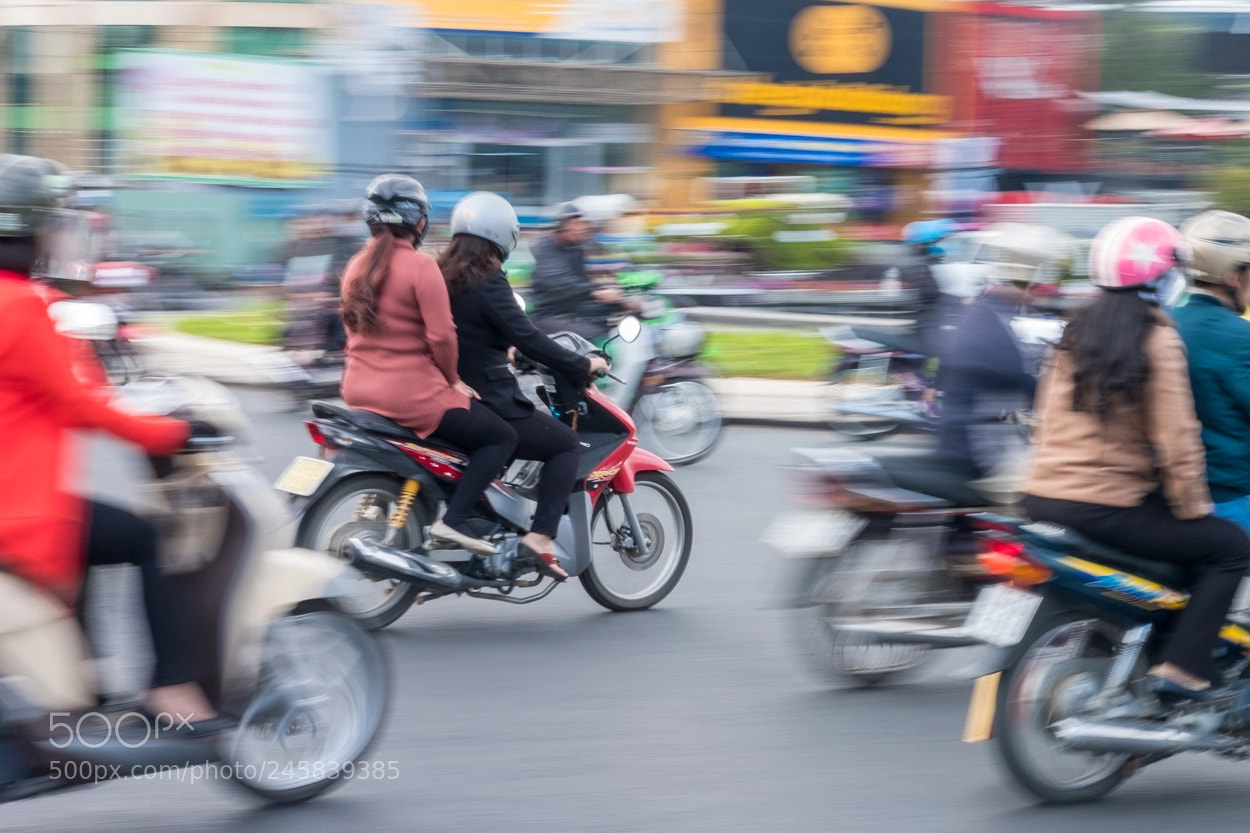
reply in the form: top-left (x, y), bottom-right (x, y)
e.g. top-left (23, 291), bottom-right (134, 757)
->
top-left (610, 448), bottom-right (673, 494)
top-left (222, 547), bottom-right (353, 687)
top-left (962, 592), bottom-right (1073, 743)
top-left (291, 449), bottom-right (443, 517)
top-left (644, 359), bottom-right (706, 384)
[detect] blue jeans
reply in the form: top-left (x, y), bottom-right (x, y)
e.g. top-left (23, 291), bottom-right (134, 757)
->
top-left (1215, 497), bottom-right (1250, 576)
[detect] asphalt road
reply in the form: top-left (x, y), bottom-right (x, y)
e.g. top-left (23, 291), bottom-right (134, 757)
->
top-left (5, 392), bottom-right (1250, 832)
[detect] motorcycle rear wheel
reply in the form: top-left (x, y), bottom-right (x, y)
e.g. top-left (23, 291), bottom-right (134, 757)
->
top-left (995, 614), bottom-right (1132, 804)
top-left (581, 472), bottom-right (693, 611)
top-left (296, 475), bottom-right (429, 630)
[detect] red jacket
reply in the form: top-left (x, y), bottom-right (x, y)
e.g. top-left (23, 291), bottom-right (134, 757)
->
top-left (0, 271), bottom-right (188, 598)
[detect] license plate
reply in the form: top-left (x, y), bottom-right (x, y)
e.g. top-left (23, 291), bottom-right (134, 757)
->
top-left (274, 456), bottom-right (336, 496)
top-left (962, 584), bottom-right (1042, 647)
top-left (761, 509), bottom-right (867, 557)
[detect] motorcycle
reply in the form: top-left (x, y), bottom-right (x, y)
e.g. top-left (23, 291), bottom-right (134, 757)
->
top-left (822, 315), bottom-right (1063, 439)
top-left (598, 269), bottom-right (723, 466)
top-left (0, 369), bottom-right (390, 806)
top-left (767, 429), bottom-right (1032, 686)
top-left (277, 316), bottom-right (694, 631)
top-left (962, 515), bottom-right (1250, 803)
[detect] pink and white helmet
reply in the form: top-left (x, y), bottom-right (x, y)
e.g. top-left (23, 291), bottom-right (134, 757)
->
top-left (1088, 216), bottom-right (1188, 289)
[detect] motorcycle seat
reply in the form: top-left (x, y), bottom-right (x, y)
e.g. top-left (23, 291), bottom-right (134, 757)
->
top-left (1019, 524), bottom-right (1192, 589)
top-left (310, 402), bottom-right (468, 456)
top-left (876, 454), bottom-right (997, 509)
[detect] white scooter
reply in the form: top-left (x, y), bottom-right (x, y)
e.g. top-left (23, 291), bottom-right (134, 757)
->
top-left (0, 316), bottom-right (391, 805)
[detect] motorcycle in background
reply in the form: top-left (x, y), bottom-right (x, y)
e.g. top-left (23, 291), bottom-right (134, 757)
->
top-left (277, 317), bottom-right (694, 631)
top-left (601, 269), bottom-right (724, 466)
top-left (0, 370), bottom-right (389, 806)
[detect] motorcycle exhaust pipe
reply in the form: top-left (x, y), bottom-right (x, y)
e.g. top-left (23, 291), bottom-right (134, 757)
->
top-left (345, 537), bottom-right (472, 592)
top-left (1052, 717), bottom-right (1232, 756)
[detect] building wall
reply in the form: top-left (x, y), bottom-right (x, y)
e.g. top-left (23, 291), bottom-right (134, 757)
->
top-left (655, 0), bottom-right (724, 208)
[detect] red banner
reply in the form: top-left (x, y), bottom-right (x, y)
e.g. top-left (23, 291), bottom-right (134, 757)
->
top-left (936, 11), bottom-right (1100, 172)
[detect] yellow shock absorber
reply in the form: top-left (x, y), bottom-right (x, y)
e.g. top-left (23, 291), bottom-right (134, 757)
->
top-left (388, 479), bottom-right (421, 531)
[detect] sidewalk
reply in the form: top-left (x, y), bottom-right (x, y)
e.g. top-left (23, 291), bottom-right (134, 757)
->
top-left (132, 330), bottom-right (829, 426)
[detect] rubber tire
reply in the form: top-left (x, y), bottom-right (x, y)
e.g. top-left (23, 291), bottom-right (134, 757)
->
top-left (226, 610), bottom-right (389, 804)
top-left (634, 380), bottom-right (724, 467)
top-left (993, 613), bottom-right (1132, 804)
top-left (295, 474), bottom-right (427, 631)
top-left (580, 471), bottom-right (694, 611)
top-left (824, 368), bottom-right (903, 439)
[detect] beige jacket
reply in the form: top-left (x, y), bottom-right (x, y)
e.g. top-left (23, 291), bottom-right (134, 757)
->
top-left (1023, 319), bottom-right (1212, 519)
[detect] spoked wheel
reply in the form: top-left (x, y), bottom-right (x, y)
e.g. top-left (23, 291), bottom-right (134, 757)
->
top-left (995, 615), bottom-right (1133, 803)
top-left (795, 540), bottom-right (932, 686)
top-left (633, 380), bottom-right (724, 466)
top-left (581, 472), bottom-right (693, 611)
top-left (296, 475), bottom-right (430, 630)
top-left (227, 610), bottom-right (388, 804)
top-left (823, 368), bottom-right (904, 439)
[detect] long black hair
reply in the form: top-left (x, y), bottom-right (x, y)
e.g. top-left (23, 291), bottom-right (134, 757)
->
top-left (438, 234), bottom-right (500, 296)
top-left (341, 224), bottom-right (411, 335)
top-left (1060, 289), bottom-right (1158, 420)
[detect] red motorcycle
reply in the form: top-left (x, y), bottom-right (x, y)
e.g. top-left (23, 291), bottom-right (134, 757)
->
top-left (276, 319), bottom-right (694, 630)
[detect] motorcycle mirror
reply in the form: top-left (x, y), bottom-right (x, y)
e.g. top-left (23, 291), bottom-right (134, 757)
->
top-left (617, 315), bottom-right (643, 344)
top-left (514, 292), bottom-right (527, 313)
top-left (46, 300), bottom-right (119, 341)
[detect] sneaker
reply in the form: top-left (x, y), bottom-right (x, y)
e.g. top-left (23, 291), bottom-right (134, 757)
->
top-left (429, 520), bottom-right (497, 555)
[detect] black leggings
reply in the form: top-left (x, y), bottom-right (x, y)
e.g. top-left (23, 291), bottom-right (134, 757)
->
top-left (82, 501), bottom-right (189, 688)
top-left (1024, 493), bottom-right (1250, 681)
top-left (433, 404), bottom-right (581, 539)
top-left (506, 411), bottom-right (581, 538)
top-left (432, 401), bottom-right (518, 532)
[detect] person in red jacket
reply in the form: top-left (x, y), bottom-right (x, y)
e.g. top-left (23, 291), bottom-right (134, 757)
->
top-left (0, 155), bottom-right (219, 727)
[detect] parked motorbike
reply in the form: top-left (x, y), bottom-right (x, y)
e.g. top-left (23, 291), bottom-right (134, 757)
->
top-left (602, 269), bottom-right (723, 466)
top-left (277, 317), bottom-right (694, 631)
top-left (0, 372), bottom-right (389, 806)
top-left (767, 435), bottom-right (1033, 686)
top-left (963, 515), bottom-right (1250, 803)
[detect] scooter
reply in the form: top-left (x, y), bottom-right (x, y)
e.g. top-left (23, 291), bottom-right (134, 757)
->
top-left (964, 515), bottom-right (1250, 803)
top-left (278, 316), bottom-right (695, 631)
top-left (0, 367), bottom-right (390, 806)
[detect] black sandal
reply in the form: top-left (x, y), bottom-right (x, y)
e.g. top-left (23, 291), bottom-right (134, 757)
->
top-left (517, 543), bottom-right (568, 582)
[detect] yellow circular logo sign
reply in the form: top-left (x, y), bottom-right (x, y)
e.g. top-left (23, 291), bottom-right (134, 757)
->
top-left (789, 4), bottom-right (893, 75)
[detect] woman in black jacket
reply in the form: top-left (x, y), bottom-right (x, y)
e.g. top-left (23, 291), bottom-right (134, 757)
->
top-left (440, 192), bottom-right (608, 580)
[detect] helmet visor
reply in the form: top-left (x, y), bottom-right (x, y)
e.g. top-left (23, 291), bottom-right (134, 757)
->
top-left (33, 209), bottom-right (93, 281)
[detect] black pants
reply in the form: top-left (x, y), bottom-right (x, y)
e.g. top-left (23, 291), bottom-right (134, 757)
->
top-left (1024, 493), bottom-right (1250, 681)
top-left (82, 502), bottom-right (189, 688)
top-left (432, 401), bottom-right (518, 532)
top-left (505, 411), bottom-right (581, 538)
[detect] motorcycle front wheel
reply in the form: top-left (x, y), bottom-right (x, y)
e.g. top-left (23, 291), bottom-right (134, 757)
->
top-left (226, 610), bottom-right (388, 804)
top-left (581, 472), bottom-right (693, 611)
top-left (633, 379), bottom-right (723, 466)
top-left (296, 475), bottom-right (430, 630)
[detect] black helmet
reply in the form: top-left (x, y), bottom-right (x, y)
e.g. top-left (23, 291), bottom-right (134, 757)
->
top-left (362, 174), bottom-right (430, 243)
top-left (0, 154), bottom-right (70, 238)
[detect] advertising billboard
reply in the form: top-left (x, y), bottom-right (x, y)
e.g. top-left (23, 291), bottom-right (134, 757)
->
top-left (116, 50), bottom-right (333, 186)
top-left (719, 0), bottom-right (951, 128)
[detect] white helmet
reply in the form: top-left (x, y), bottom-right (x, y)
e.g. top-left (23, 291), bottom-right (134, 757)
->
top-left (1180, 210), bottom-right (1250, 285)
top-left (449, 192), bottom-right (520, 262)
top-left (980, 223), bottom-right (1076, 290)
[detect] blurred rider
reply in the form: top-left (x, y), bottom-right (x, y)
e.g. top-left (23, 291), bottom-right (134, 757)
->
top-left (1173, 211), bottom-right (1250, 536)
top-left (1024, 216), bottom-right (1250, 700)
top-left (529, 203), bottom-right (621, 340)
top-left (936, 224), bottom-right (1062, 483)
top-left (0, 155), bottom-right (220, 727)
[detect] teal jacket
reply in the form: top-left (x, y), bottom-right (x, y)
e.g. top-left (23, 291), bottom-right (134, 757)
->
top-left (1173, 292), bottom-right (1250, 503)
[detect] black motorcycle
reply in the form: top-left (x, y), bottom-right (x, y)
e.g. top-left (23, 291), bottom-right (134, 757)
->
top-left (963, 514), bottom-right (1250, 803)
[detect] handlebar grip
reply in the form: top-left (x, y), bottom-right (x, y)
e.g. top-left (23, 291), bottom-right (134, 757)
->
top-left (593, 368), bottom-right (608, 379)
